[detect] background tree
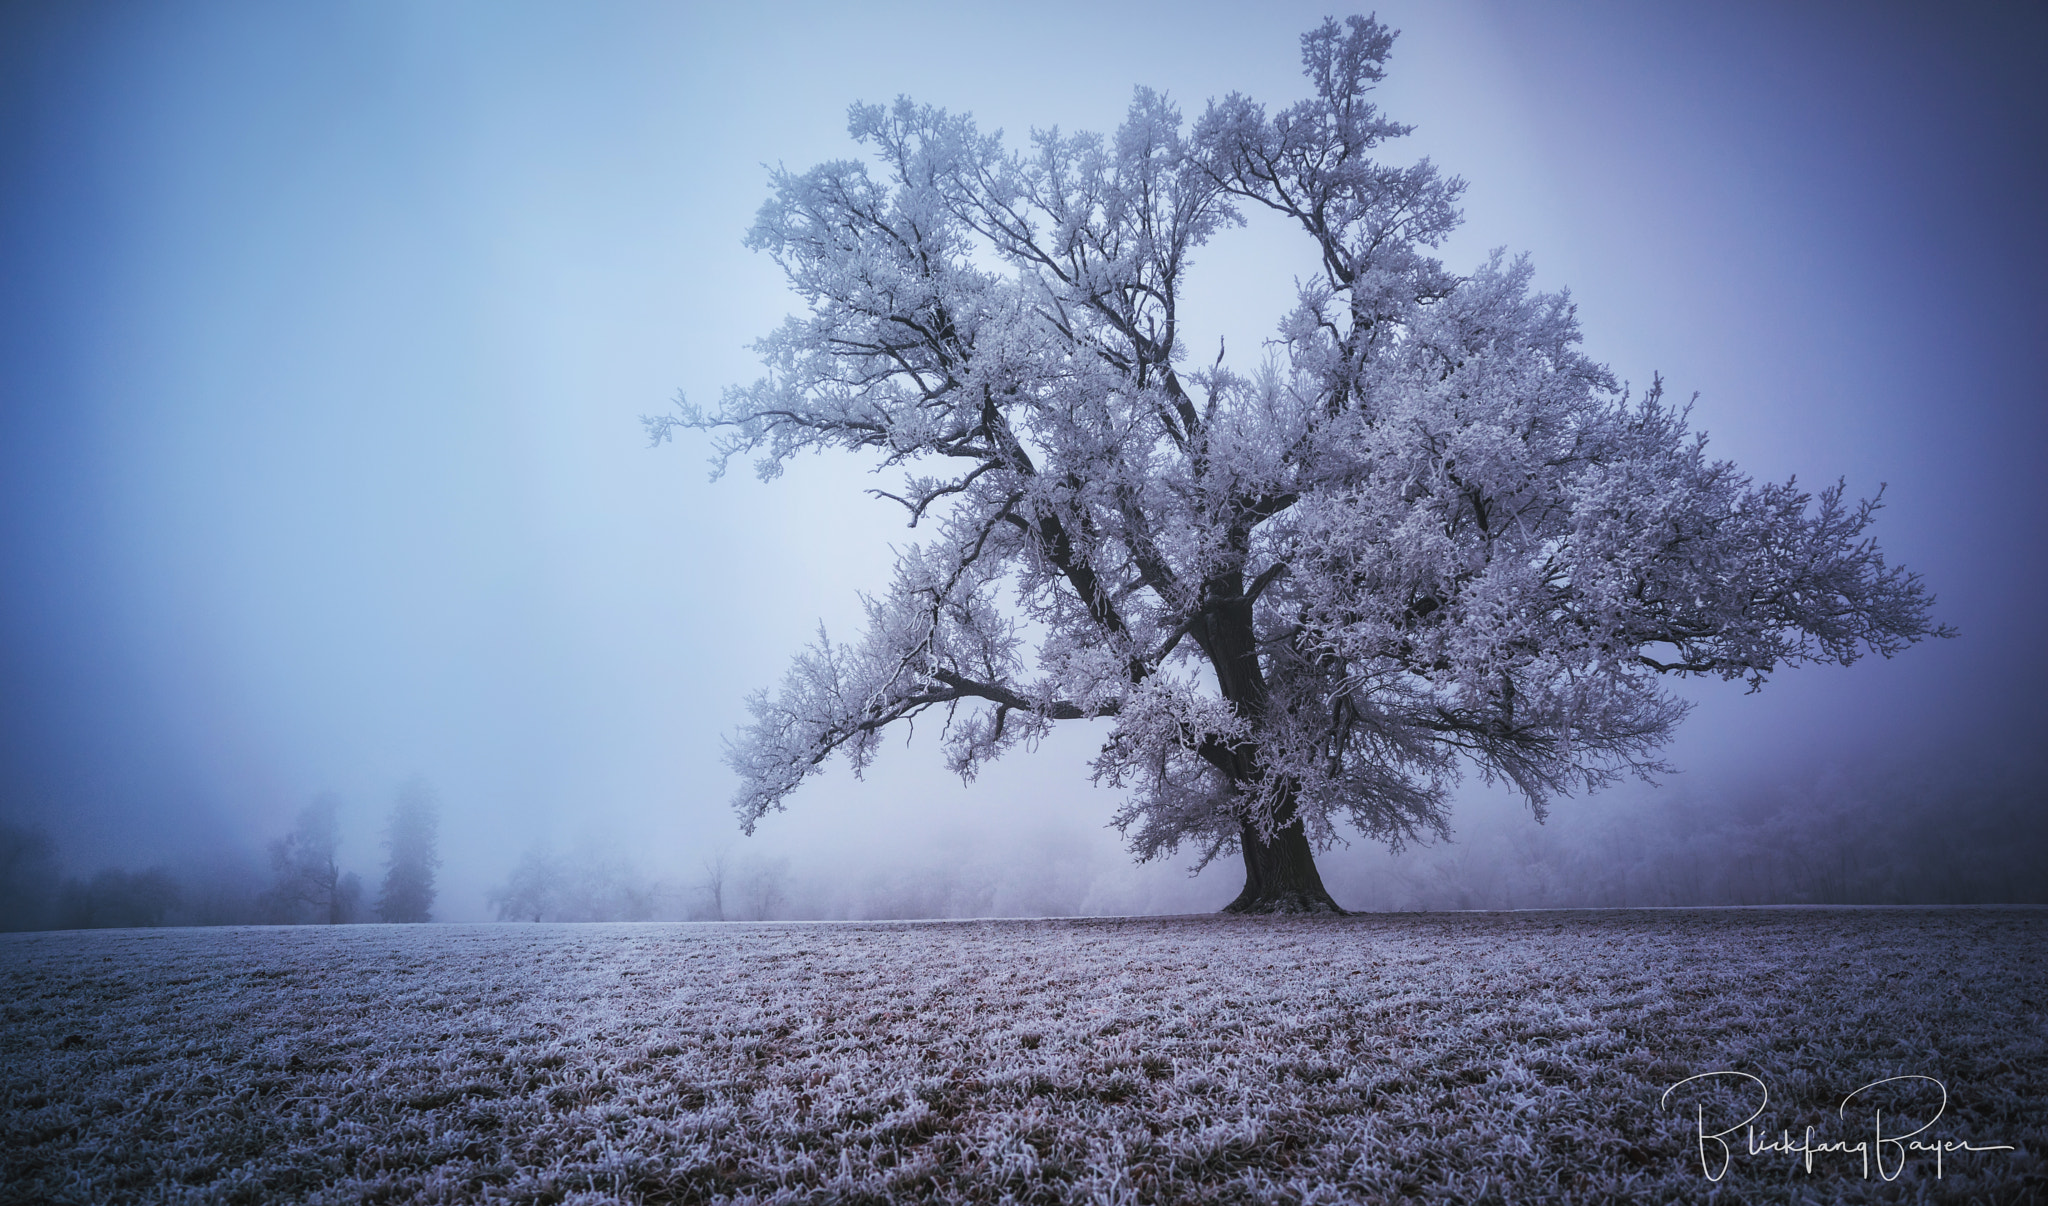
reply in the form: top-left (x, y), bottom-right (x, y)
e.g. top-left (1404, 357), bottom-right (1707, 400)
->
top-left (697, 851), bottom-right (728, 921)
top-left (489, 848), bottom-right (561, 921)
top-left (488, 847), bottom-right (664, 922)
top-left (263, 795), bottom-right (361, 924)
top-left (376, 776), bottom-right (441, 923)
top-left (661, 16), bottom-right (1949, 913)
top-left (736, 855), bottom-right (789, 922)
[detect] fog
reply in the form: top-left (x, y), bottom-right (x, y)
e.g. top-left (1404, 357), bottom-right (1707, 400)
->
top-left (3, 2), bottom-right (2043, 925)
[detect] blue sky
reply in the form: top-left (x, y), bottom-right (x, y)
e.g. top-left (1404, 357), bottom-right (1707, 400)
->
top-left (3, 1), bottom-right (2042, 917)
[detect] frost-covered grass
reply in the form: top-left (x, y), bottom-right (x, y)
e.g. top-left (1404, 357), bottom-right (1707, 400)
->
top-left (2, 909), bottom-right (2043, 1204)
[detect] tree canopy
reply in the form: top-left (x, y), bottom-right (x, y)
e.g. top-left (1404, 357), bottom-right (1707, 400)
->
top-left (658, 15), bottom-right (1948, 912)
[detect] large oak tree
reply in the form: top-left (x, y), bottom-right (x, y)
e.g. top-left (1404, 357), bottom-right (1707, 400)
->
top-left (659, 16), bottom-right (1948, 913)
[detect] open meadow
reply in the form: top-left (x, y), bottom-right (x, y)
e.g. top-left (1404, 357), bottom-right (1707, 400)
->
top-left (2, 909), bottom-right (2043, 1204)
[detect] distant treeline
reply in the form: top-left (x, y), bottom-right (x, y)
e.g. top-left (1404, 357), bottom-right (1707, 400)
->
top-left (485, 849), bottom-right (789, 923)
top-left (0, 827), bottom-right (269, 930)
top-left (488, 758), bottom-right (2047, 922)
top-left (1332, 756), bottom-right (2048, 912)
top-left (0, 780), bottom-right (441, 933)
top-left (4, 757), bottom-right (2042, 930)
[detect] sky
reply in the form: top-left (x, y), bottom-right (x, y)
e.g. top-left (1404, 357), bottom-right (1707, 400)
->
top-left (2, 1), bottom-right (2043, 920)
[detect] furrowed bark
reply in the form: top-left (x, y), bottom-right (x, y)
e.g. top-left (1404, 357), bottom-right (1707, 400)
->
top-left (1194, 566), bottom-right (1346, 915)
top-left (1224, 808), bottom-right (1343, 916)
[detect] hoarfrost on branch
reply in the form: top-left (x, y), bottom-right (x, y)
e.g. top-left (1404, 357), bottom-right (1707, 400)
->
top-left (656, 17), bottom-right (1946, 907)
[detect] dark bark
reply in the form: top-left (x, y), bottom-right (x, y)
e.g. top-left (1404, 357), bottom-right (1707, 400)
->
top-left (1193, 567), bottom-right (1347, 915)
top-left (1223, 813), bottom-right (1344, 915)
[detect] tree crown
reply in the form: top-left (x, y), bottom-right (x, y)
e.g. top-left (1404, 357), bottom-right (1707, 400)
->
top-left (658, 16), bottom-right (1948, 869)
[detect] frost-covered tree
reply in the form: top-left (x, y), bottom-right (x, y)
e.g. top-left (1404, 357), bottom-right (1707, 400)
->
top-left (376, 777), bottom-right (440, 923)
top-left (658, 16), bottom-right (1949, 913)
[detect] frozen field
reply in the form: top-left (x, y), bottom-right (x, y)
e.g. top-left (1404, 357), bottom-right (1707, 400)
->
top-left (2, 910), bottom-right (2043, 1204)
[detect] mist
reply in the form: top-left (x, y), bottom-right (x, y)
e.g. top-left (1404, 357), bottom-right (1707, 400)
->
top-left (3, 1), bottom-right (2043, 926)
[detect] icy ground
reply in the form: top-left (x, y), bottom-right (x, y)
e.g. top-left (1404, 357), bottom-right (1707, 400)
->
top-left (2, 909), bottom-right (2042, 1203)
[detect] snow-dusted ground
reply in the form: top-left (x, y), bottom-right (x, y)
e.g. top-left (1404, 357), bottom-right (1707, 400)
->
top-left (2, 909), bottom-right (2042, 1203)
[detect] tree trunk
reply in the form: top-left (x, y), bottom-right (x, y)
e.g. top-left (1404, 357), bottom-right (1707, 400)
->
top-left (1192, 570), bottom-right (1348, 915)
top-left (1223, 817), bottom-right (1345, 914)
